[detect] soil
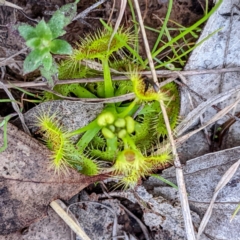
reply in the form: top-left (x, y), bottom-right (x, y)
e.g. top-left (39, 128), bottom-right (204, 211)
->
top-left (0, 0), bottom-right (212, 239)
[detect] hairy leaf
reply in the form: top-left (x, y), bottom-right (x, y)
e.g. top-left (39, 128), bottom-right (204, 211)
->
top-left (40, 60), bottom-right (59, 87)
top-left (42, 52), bottom-right (53, 71)
top-left (18, 24), bottom-right (37, 40)
top-left (50, 39), bottom-right (72, 55)
top-left (25, 37), bottom-right (41, 49)
top-left (23, 49), bottom-right (44, 73)
top-left (35, 20), bottom-right (52, 40)
top-left (47, 12), bottom-right (66, 38)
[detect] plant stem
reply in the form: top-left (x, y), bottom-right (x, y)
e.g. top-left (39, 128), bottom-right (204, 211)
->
top-left (67, 119), bottom-right (99, 137)
top-left (77, 126), bottom-right (101, 153)
top-left (118, 98), bottom-right (139, 118)
top-left (107, 137), bottom-right (118, 152)
top-left (102, 58), bottom-right (114, 98)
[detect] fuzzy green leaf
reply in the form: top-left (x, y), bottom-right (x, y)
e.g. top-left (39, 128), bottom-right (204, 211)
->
top-left (23, 49), bottom-right (45, 73)
top-left (35, 20), bottom-right (52, 40)
top-left (57, 1), bottom-right (78, 26)
top-left (47, 12), bottom-right (66, 38)
top-left (26, 37), bottom-right (42, 49)
top-left (40, 60), bottom-right (58, 88)
top-left (18, 24), bottom-right (37, 41)
top-left (50, 39), bottom-right (72, 55)
top-left (42, 52), bottom-right (53, 71)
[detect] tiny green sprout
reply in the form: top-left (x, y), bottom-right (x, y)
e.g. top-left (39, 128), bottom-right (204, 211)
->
top-left (18, 0), bottom-right (79, 86)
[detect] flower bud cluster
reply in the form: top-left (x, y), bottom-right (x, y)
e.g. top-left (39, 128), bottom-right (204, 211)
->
top-left (97, 112), bottom-right (135, 139)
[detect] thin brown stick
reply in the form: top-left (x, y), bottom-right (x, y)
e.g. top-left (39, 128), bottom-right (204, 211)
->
top-left (107, 0), bottom-right (116, 24)
top-left (133, 0), bottom-right (196, 239)
top-left (39, 87), bottom-right (135, 104)
top-left (0, 47), bottom-right (28, 67)
top-left (108, 0), bottom-right (127, 50)
top-left (1, 67), bottom-right (240, 89)
top-left (3, 1), bottom-right (23, 9)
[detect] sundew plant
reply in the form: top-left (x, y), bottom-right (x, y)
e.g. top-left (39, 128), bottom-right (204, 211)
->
top-left (11, 0), bottom-right (223, 188)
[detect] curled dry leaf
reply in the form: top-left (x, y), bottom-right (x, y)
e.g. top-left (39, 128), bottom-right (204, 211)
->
top-left (0, 123), bottom-right (107, 235)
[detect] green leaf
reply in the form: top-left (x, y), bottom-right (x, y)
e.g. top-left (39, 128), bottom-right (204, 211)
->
top-left (26, 37), bottom-right (41, 49)
top-left (47, 12), bottom-right (66, 38)
top-left (42, 52), bottom-right (53, 71)
top-left (35, 20), bottom-right (52, 40)
top-left (18, 24), bottom-right (37, 41)
top-left (40, 60), bottom-right (58, 88)
top-left (50, 39), bottom-right (72, 54)
top-left (151, 174), bottom-right (178, 190)
top-left (23, 49), bottom-right (46, 73)
top-left (57, 1), bottom-right (78, 26)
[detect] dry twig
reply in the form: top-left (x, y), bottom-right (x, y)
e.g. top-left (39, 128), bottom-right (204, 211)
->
top-left (176, 99), bottom-right (240, 145)
top-left (1, 67), bottom-right (240, 89)
top-left (133, 0), bottom-right (196, 239)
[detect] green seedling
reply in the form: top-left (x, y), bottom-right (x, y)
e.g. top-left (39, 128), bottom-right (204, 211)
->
top-left (18, 0), bottom-right (79, 87)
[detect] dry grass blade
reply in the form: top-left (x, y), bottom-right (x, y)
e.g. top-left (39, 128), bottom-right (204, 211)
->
top-left (67, 201), bottom-right (118, 240)
top-left (108, 0), bottom-right (127, 50)
top-left (176, 85), bottom-right (240, 136)
top-left (133, 0), bottom-right (196, 239)
top-left (50, 200), bottom-right (91, 240)
top-left (2, 0), bottom-right (23, 9)
top-left (39, 87), bottom-right (135, 103)
top-left (0, 47), bottom-right (28, 67)
top-left (73, 0), bottom-right (107, 21)
top-left (1, 68), bottom-right (240, 89)
top-left (176, 98), bottom-right (240, 145)
top-left (197, 159), bottom-right (240, 240)
top-left (0, 81), bottom-right (30, 134)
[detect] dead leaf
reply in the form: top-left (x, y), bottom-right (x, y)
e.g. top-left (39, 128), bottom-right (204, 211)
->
top-left (0, 123), bottom-right (106, 235)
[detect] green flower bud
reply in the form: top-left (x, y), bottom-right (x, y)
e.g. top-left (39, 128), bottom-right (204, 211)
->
top-left (114, 118), bottom-right (126, 128)
top-left (108, 124), bottom-right (116, 132)
top-left (125, 116), bottom-right (135, 134)
top-left (118, 129), bottom-right (127, 139)
top-left (97, 112), bottom-right (115, 127)
top-left (102, 127), bottom-right (115, 139)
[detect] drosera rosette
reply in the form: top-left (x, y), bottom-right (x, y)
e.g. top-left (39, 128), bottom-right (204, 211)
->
top-left (111, 125), bottom-right (172, 189)
top-left (34, 110), bottom-right (103, 176)
top-left (64, 27), bottom-right (135, 98)
top-left (112, 143), bottom-right (172, 189)
top-left (69, 27), bottom-right (134, 62)
top-left (130, 71), bottom-right (169, 102)
top-left (34, 111), bottom-right (78, 174)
